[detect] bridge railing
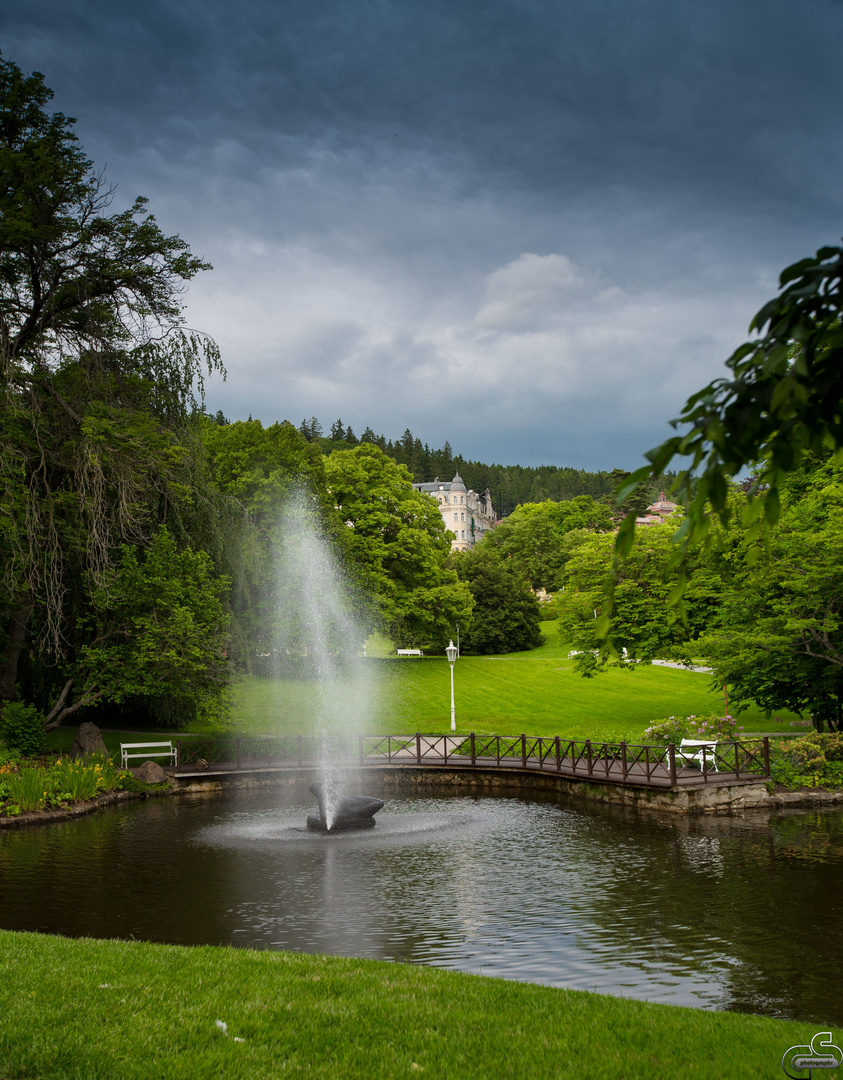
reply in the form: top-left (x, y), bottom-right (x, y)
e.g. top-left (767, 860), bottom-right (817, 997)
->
top-left (174, 733), bottom-right (771, 786)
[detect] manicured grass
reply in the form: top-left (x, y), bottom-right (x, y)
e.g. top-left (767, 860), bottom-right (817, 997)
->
top-left (228, 622), bottom-right (800, 741)
top-left (0, 930), bottom-right (829, 1080)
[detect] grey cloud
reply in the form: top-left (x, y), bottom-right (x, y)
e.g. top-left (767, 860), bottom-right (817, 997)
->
top-left (3, 0), bottom-right (841, 470)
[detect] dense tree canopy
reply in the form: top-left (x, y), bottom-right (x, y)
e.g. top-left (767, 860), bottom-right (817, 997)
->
top-left (323, 444), bottom-right (473, 646)
top-left (0, 55), bottom-right (226, 725)
top-left (558, 521), bottom-right (723, 676)
top-left (454, 549), bottom-right (543, 655)
top-left (700, 457), bottom-right (843, 730)
top-left (483, 496), bottom-right (612, 592)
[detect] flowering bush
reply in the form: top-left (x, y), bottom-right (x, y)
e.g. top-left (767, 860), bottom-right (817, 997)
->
top-left (0, 753), bottom-right (128, 816)
top-left (643, 716), bottom-right (691, 745)
top-left (643, 714), bottom-right (745, 745)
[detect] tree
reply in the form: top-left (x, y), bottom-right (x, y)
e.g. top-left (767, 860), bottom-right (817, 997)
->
top-left (323, 444), bottom-right (473, 645)
top-left (0, 55), bottom-right (224, 708)
top-left (617, 241), bottom-right (843, 561)
top-left (42, 528), bottom-right (230, 729)
top-left (484, 496), bottom-right (613, 592)
top-left (700, 456), bottom-right (843, 730)
top-left (558, 522), bottom-right (722, 675)
top-left (200, 418), bottom-right (328, 669)
top-left (454, 549), bottom-right (542, 655)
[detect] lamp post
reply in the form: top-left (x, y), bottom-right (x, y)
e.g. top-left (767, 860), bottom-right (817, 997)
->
top-left (446, 639), bottom-right (458, 732)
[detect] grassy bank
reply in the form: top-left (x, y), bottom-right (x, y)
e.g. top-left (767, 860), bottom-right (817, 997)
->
top-left (0, 930), bottom-right (828, 1080)
top-left (228, 622), bottom-right (800, 740)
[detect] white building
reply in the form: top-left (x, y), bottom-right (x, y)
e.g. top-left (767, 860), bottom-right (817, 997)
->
top-left (413, 471), bottom-right (497, 551)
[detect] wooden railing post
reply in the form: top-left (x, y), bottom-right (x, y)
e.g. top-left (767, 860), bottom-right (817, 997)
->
top-left (496, 735), bottom-right (501, 766)
top-left (176, 739), bottom-right (182, 771)
top-left (621, 741), bottom-right (628, 780)
top-left (521, 733), bottom-right (527, 768)
top-left (763, 736), bottom-right (770, 777)
top-left (415, 732), bottom-right (421, 766)
top-left (668, 744), bottom-right (677, 786)
top-left (555, 736), bottom-right (561, 772)
top-left (586, 740), bottom-right (593, 776)
top-left (470, 732), bottom-right (476, 766)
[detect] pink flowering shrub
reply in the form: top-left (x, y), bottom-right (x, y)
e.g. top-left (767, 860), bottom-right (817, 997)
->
top-left (644, 714), bottom-right (745, 745)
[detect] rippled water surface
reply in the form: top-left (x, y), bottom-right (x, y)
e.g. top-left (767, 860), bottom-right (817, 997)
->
top-left (2, 782), bottom-right (842, 1023)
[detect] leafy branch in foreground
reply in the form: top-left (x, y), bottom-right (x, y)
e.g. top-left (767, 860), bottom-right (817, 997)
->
top-left (617, 241), bottom-right (843, 563)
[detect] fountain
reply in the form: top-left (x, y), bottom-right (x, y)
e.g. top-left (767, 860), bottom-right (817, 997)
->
top-left (273, 490), bottom-right (384, 831)
top-left (306, 781), bottom-right (384, 832)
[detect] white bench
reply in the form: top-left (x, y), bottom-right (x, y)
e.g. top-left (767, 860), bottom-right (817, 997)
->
top-left (396, 649), bottom-right (423, 658)
top-left (120, 741), bottom-right (178, 769)
top-left (676, 739), bottom-right (720, 772)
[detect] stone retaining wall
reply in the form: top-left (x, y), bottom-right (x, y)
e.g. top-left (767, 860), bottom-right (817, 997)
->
top-left (168, 762), bottom-right (843, 814)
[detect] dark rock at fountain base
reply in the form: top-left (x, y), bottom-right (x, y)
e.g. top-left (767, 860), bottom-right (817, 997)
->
top-left (308, 783), bottom-right (384, 832)
top-left (306, 814), bottom-right (377, 833)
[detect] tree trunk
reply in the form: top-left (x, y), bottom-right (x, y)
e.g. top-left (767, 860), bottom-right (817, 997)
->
top-left (0, 602), bottom-right (33, 703)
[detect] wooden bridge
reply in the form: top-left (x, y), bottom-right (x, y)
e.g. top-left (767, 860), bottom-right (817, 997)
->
top-left (172, 733), bottom-right (771, 790)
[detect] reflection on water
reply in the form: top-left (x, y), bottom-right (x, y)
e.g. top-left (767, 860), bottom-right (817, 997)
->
top-left (1, 782), bottom-right (841, 1023)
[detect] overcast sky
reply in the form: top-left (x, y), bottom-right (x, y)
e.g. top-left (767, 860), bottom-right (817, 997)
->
top-left (5, 0), bottom-right (843, 470)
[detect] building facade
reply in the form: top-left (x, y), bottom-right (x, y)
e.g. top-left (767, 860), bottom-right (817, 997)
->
top-left (413, 471), bottom-right (497, 552)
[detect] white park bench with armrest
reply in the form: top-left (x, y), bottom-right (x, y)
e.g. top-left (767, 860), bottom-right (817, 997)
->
top-left (676, 739), bottom-right (720, 772)
top-left (396, 649), bottom-right (424, 658)
top-left (120, 741), bottom-right (178, 769)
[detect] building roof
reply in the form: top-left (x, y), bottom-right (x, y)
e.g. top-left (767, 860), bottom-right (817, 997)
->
top-left (413, 471), bottom-right (468, 495)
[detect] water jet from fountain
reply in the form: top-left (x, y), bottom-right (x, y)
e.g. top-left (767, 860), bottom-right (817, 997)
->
top-left (273, 489), bottom-right (383, 828)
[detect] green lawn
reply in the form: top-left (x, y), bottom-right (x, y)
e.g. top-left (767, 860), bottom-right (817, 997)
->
top-left (0, 930), bottom-right (830, 1080)
top-left (227, 622), bottom-right (800, 741)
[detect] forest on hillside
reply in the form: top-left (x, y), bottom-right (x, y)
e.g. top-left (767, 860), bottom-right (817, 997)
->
top-left (277, 416), bottom-right (674, 516)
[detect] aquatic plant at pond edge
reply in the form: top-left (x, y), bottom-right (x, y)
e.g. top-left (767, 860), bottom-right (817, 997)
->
top-left (0, 754), bottom-right (130, 816)
top-left (5, 767), bottom-right (47, 812)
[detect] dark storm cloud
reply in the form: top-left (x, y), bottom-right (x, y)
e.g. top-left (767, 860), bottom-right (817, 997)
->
top-left (3, 0), bottom-right (842, 468)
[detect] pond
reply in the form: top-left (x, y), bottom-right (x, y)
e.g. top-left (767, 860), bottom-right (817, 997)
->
top-left (1, 781), bottom-right (841, 1024)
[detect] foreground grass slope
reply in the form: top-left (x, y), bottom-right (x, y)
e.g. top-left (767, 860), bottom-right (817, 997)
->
top-left (229, 623), bottom-right (799, 740)
top-left (0, 930), bottom-right (827, 1080)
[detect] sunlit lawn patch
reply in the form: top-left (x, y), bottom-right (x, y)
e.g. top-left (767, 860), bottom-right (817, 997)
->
top-left (229, 622), bottom-right (799, 740)
top-left (0, 930), bottom-right (829, 1080)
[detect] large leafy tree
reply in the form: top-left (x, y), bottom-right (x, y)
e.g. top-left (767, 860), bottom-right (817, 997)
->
top-left (200, 418), bottom-right (329, 668)
top-left (700, 457), bottom-right (843, 730)
top-left (454, 549), bottom-right (543, 655)
top-left (558, 522), bottom-right (723, 675)
top-left (323, 444), bottom-right (473, 645)
top-left (0, 55), bottom-right (224, 713)
top-left (43, 528), bottom-right (230, 730)
top-left (483, 496), bottom-right (612, 592)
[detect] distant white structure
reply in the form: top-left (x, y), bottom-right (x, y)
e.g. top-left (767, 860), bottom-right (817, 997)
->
top-left (413, 471), bottom-right (497, 552)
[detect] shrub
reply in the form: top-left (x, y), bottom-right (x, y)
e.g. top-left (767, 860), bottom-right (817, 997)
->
top-left (5, 767), bottom-right (47, 812)
top-left (643, 716), bottom-right (689, 745)
top-left (643, 714), bottom-right (746, 745)
top-left (1, 701), bottom-right (46, 757)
